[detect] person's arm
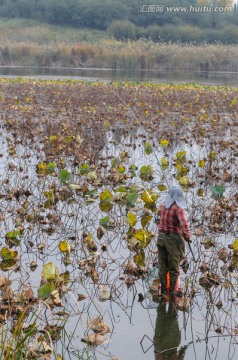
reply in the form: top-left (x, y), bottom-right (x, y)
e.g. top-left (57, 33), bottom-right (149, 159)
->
top-left (177, 208), bottom-right (191, 242)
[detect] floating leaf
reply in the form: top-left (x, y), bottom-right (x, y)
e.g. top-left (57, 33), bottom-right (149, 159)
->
top-left (126, 192), bottom-right (138, 207)
top-left (111, 158), bottom-right (120, 167)
top-left (98, 286), bottom-right (111, 302)
top-left (230, 99), bottom-right (237, 106)
top-left (158, 184), bottom-right (167, 191)
top-left (179, 176), bottom-right (189, 186)
top-left (115, 186), bottom-right (127, 193)
top-left (44, 190), bottom-right (54, 200)
top-left (198, 159), bottom-right (205, 168)
top-left (59, 240), bottom-right (71, 253)
top-left (160, 139), bottom-right (169, 148)
top-left (69, 183), bottom-right (81, 190)
top-left (88, 316), bottom-right (110, 334)
top-left (134, 229), bottom-right (151, 248)
top-left (38, 283), bottom-right (56, 299)
top-left (141, 214), bottom-right (152, 228)
top-left (120, 151), bottom-right (128, 161)
top-left (64, 135), bottom-right (74, 143)
top-left (232, 239), bottom-right (238, 255)
top-left (0, 259), bottom-right (18, 271)
top-left (197, 188), bottom-right (204, 197)
top-left (76, 135), bottom-right (83, 144)
top-left (99, 202), bottom-right (113, 212)
top-left (144, 141), bottom-right (153, 155)
top-left (78, 163), bottom-right (90, 174)
top-left (99, 216), bottom-right (110, 229)
top-left (176, 150), bottom-right (187, 160)
top-left (117, 165), bottom-right (125, 174)
top-left (49, 135), bottom-right (57, 143)
top-left (42, 262), bottom-right (59, 281)
top-left (59, 169), bottom-right (71, 183)
top-left (134, 251), bottom-right (145, 266)
top-left (209, 150), bottom-right (216, 161)
top-left (0, 247), bottom-right (18, 260)
top-left (141, 190), bottom-right (154, 204)
top-left (140, 165), bottom-right (153, 181)
top-left (161, 157), bottom-right (168, 169)
top-left (86, 233), bottom-right (98, 252)
top-left (5, 229), bottom-right (21, 240)
top-left (87, 171), bottom-right (97, 180)
top-left (201, 238), bottom-right (216, 249)
top-left (36, 162), bottom-right (47, 175)
top-left (47, 162), bottom-right (56, 174)
top-left (81, 333), bottom-right (107, 346)
top-left (100, 190), bottom-right (113, 203)
top-left (211, 185), bottom-right (225, 200)
top-left (127, 212), bottom-right (137, 227)
top-left (97, 226), bottom-right (105, 240)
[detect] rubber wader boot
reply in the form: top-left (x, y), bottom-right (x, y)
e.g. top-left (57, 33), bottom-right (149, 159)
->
top-left (160, 280), bottom-right (167, 295)
top-left (170, 280), bottom-right (177, 298)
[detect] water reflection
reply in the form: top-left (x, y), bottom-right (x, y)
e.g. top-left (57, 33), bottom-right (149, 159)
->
top-left (154, 299), bottom-right (187, 360)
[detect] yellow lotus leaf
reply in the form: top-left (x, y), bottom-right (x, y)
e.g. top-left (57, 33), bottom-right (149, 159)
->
top-left (59, 240), bottom-right (71, 253)
top-left (151, 193), bottom-right (159, 202)
top-left (197, 188), bottom-right (204, 197)
top-left (209, 150), bottom-right (216, 161)
top-left (198, 160), bottom-right (205, 168)
top-left (36, 162), bottom-right (48, 175)
top-left (158, 184), bottom-right (167, 191)
top-left (127, 212), bottom-right (137, 227)
top-left (179, 176), bottom-right (189, 186)
top-left (134, 229), bottom-right (147, 241)
top-left (233, 239), bottom-right (238, 253)
top-left (141, 214), bottom-right (152, 228)
top-left (160, 157), bottom-right (168, 169)
top-left (99, 190), bottom-right (113, 203)
top-left (42, 262), bottom-right (59, 281)
top-left (176, 150), bottom-right (187, 159)
top-left (141, 190), bottom-right (154, 204)
top-left (49, 135), bottom-right (57, 143)
top-left (160, 139), bottom-right (169, 148)
top-left (0, 247), bottom-right (18, 260)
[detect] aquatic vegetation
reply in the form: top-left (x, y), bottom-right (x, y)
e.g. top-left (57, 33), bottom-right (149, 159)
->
top-left (0, 79), bottom-right (237, 359)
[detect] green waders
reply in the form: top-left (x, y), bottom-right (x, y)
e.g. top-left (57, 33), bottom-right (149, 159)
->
top-left (157, 233), bottom-right (185, 296)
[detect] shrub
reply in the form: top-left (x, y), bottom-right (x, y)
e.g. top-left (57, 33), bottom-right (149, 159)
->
top-left (107, 20), bottom-right (136, 40)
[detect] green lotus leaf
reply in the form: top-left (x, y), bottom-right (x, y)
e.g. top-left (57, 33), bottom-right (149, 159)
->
top-left (38, 283), bottom-right (56, 299)
top-left (144, 141), bottom-right (153, 155)
top-left (59, 169), bottom-right (71, 183)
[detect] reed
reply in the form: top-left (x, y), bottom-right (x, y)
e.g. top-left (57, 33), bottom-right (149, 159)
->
top-left (1, 18), bottom-right (238, 71)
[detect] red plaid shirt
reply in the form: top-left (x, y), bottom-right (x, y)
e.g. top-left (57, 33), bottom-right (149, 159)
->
top-left (158, 203), bottom-right (190, 239)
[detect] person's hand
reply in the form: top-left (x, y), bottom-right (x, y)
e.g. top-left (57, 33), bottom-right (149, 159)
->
top-left (184, 235), bottom-right (192, 243)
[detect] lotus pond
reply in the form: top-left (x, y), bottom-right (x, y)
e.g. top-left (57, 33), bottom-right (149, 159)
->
top-left (0, 78), bottom-right (237, 360)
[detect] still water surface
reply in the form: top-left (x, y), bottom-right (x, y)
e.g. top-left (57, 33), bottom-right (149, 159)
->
top-left (1, 66), bottom-right (238, 87)
top-left (0, 69), bottom-right (237, 360)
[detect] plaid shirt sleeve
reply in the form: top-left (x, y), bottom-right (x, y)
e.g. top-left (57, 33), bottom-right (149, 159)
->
top-left (177, 207), bottom-right (190, 239)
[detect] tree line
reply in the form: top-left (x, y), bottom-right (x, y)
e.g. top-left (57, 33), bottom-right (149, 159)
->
top-left (0, 0), bottom-right (238, 43)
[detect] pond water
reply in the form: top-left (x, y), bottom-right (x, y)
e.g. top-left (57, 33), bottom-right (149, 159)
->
top-left (0, 79), bottom-right (237, 360)
top-left (1, 66), bottom-right (238, 87)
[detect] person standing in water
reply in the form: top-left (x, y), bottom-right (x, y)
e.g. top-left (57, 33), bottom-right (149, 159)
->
top-left (157, 186), bottom-right (191, 297)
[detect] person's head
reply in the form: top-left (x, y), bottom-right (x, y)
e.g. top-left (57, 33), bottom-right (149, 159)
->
top-left (165, 185), bottom-right (186, 209)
